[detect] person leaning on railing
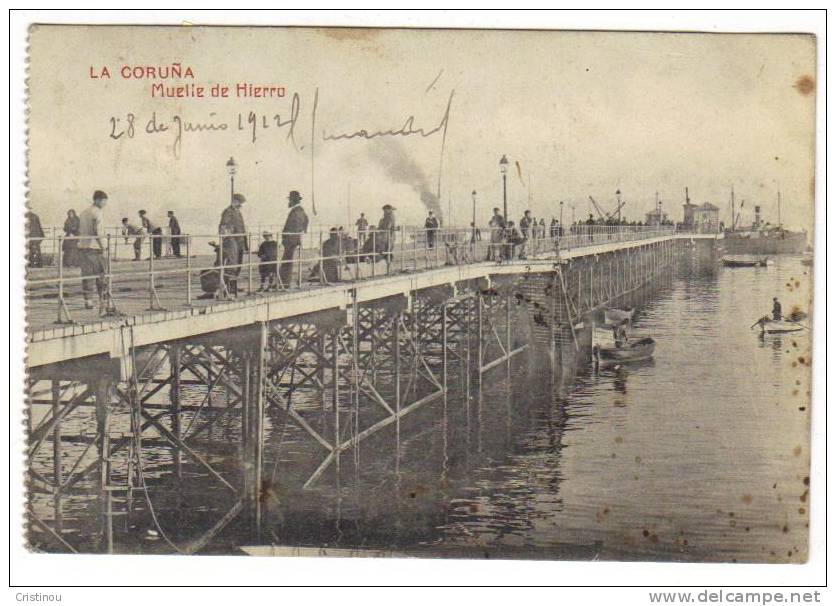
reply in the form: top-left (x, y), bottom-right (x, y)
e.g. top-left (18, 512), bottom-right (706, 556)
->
top-left (139, 209), bottom-right (163, 260)
top-left (120, 217), bottom-right (144, 261)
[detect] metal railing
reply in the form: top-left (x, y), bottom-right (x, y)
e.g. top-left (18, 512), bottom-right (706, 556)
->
top-left (25, 224), bottom-right (675, 326)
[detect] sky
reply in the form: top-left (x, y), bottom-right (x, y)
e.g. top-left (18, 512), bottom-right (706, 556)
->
top-left (27, 26), bottom-right (816, 233)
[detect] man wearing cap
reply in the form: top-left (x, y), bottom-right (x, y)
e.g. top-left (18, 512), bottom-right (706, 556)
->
top-left (168, 210), bottom-right (182, 257)
top-left (279, 190), bottom-right (309, 288)
top-left (139, 210), bottom-right (163, 259)
top-left (219, 193), bottom-right (248, 294)
top-left (377, 204), bottom-right (397, 269)
top-left (76, 190), bottom-right (110, 309)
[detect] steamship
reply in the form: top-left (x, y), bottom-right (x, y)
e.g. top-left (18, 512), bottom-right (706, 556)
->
top-left (722, 192), bottom-right (808, 255)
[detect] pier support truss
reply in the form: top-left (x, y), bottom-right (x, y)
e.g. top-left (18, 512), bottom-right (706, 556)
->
top-left (25, 237), bottom-right (681, 553)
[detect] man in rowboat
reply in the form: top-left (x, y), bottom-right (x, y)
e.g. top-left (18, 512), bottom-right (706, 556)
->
top-left (613, 319), bottom-right (629, 348)
top-left (772, 297), bottom-right (782, 321)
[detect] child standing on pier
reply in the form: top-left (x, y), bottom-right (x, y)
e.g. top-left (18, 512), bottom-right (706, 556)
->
top-left (256, 231), bottom-right (278, 291)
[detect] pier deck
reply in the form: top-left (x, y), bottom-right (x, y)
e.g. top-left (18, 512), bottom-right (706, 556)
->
top-left (25, 225), bottom-right (718, 554)
top-left (26, 230), bottom-right (717, 369)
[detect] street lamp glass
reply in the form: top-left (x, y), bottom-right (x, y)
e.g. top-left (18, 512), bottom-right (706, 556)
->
top-left (499, 155), bottom-right (509, 175)
top-left (226, 157), bottom-right (237, 176)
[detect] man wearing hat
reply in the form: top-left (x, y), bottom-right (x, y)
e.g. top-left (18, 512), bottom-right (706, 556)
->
top-left (76, 190), bottom-right (111, 310)
top-left (279, 190), bottom-right (309, 288)
top-left (218, 194), bottom-right (249, 295)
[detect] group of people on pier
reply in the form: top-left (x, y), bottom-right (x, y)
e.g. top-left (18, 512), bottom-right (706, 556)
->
top-left (208, 189), bottom-right (311, 298)
top-left (27, 184), bottom-right (675, 313)
top-left (206, 191), bottom-right (399, 299)
top-left (26, 207), bottom-right (184, 270)
top-left (485, 207), bottom-right (564, 261)
top-left (118, 210), bottom-right (183, 261)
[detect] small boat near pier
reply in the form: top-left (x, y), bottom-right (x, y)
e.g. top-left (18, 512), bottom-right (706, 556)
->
top-left (593, 337), bottom-right (656, 366)
top-left (721, 255), bottom-right (772, 268)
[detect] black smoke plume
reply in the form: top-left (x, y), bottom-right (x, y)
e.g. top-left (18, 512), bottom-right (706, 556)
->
top-left (367, 139), bottom-right (442, 218)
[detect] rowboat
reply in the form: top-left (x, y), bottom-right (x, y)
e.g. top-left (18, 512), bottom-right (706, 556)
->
top-left (603, 307), bottom-right (635, 326)
top-left (754, 317), bottom-right (804, 334)
top-left (721, 255), bottom-right (771, 267)
top-left (594, 337), bottom-right (656, 366)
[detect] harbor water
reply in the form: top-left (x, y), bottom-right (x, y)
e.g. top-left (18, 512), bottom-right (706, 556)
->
top-left (30, 253), bottom-right (812, 562)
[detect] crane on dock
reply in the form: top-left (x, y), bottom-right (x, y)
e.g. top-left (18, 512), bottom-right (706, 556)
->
top-left (588, 192), bottom-right (626, 222)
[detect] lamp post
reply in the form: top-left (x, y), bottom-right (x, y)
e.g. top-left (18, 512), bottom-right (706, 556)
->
top-left (499, 155), bottom-right (509, 225)
top-left (226, 157), bottom-right (237, 203)
top-left (559, 200), bottom-right (564, 226)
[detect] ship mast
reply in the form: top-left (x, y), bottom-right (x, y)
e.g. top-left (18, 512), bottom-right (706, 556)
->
top-left (777, 187), bottom-right (782, 228)
top-left (730, 186), bottom-right (735, 231)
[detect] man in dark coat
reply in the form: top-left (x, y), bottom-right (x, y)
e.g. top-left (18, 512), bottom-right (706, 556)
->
top-left (168, 210), bottom-right (182, 257)
top-left (425, 211), bottom-right (439, 248)
top-left (279, 190), bottom-right (309, 288)
top-left (26, 210), bottom-right (45, 268)
top-left (219, 193), bottom-right (248, 295)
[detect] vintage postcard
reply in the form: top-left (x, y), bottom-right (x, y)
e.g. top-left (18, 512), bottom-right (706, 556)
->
top-left (23, 23), bottom-right (816, 564)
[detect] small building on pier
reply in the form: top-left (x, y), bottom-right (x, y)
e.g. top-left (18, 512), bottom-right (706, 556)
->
top-left (682, 201), bottom-right (720, 233)
top-left (645, 207), bottom-right (668, 226)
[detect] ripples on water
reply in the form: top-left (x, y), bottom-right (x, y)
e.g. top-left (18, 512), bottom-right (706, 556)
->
top-left (30, 254), bottom-right (812, 561)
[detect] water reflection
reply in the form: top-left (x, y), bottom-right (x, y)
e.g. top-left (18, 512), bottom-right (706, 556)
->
top-left (30, 256), bottom-right (812, 562)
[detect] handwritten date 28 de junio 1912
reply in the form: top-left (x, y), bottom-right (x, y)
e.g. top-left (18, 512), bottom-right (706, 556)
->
top-left (107, 89), bottom-right (454, 158)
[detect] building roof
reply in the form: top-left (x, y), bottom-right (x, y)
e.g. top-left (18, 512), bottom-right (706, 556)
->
top-left (699, 202), bottom-right (719, 211)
